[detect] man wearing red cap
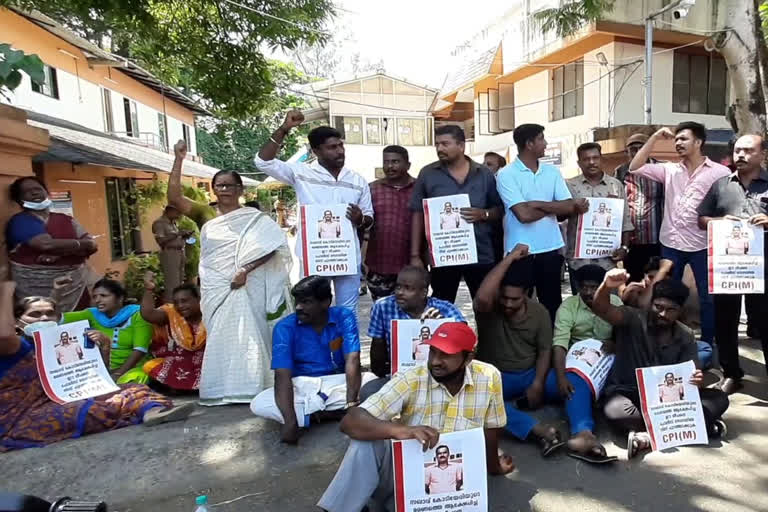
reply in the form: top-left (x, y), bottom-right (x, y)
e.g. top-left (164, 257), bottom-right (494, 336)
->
top-left (317, 322), bottom-right (514, 512)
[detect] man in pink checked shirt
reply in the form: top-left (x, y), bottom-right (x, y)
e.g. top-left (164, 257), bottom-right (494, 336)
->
top-left (628, 122), bottom-right (731, 348)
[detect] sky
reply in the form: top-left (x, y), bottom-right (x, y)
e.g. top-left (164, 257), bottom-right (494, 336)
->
top-left (328, 0), bottom-right (505, 88)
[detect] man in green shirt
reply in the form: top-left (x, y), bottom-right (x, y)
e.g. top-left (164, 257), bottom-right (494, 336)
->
top-left (474, 248), bottom-right (616, 462)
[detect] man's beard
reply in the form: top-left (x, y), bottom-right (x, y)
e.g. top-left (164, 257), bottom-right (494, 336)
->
top-left (431, 364), bottom-right (466, 383)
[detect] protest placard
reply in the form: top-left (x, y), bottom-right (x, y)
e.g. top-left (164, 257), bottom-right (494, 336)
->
top-left (707, 219), bottom-right (765, 294)
top-left (565, 339), bottom-right (614, 399)
top-left (299, 204), bottom-right (358, 277)
top-left (635, 360), bottom-right (708, 451)
top-left (390, 318), bottom-right (454, 374)
top-left (423, 194), bottom-right (478, 268)
top-left (574, 197), bottom-right (624, 259)
top-left (393, 428), bottom-right (487, 512)
top-left (33, 320), bottom-right (119, 404)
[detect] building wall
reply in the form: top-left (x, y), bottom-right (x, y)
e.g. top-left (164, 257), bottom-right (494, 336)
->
top-left (40, 164), bottom-right (202, 276)
top-left (469, 40), bottom-right (731, 178)
top-left (344, 144), bottom-right (437, 183)
top-left (0, 8), bottom-right (197, 155)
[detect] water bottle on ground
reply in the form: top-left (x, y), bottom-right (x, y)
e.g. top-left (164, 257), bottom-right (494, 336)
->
top-left (194, 495), bottom-right (210, 512)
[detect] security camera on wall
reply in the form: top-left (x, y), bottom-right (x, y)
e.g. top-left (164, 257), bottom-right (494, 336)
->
top-left (672, 0), bottom-right (696, 19)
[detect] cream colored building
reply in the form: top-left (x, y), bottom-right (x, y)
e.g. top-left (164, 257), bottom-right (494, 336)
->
top-left (299, 73), bottom-right (438, 181)
top-left (435, 0), bottom-right (733, 176)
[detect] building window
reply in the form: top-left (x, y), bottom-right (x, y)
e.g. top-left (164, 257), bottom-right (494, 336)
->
top-left (673, 52), bottom-right (728, 115)
top-left (397, 118), bottom-right (427, 146)
top-left (31, 65), bottom-right (59, 99)
top-left (102, 89), bottom-right (114, 133)
top-left (123, 98), bottom-right (139, 137)
top-left (366, 118), bottom-right (382, 144)
top-left (105, 178), bottom-right (138, 259)
top-left (158, 113), bottom-right (168, 151)
top-left (551, 59), bottom-right (584, 121)
top-left (333, 116), bottom-right (363, 144)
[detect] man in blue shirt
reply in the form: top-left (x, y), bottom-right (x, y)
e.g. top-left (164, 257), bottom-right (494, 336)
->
top-left (496, 124), bottom-right (588, 323)
top-left (362, 265), bottom-right (465, 399)
top-left (250, 276), bottom-right (363, 444)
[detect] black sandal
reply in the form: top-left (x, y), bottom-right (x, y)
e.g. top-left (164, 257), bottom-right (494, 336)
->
top-left (539, 431), bottom-right (566, 457)
top-left (567, 446), bottom-right (618, 464)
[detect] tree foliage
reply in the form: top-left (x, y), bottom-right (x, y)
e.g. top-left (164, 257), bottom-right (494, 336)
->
top-left (0, 44), bottom-right (44, 98)
top-left (533, 0), bottom-right (615, 38)
top-left (196, 92), bottom-right (306, 174)
top-left (1, 0), bottom-right (335, 119)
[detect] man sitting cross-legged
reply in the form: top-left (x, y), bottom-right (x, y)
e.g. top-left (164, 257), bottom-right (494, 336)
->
top-left (250, 276), bottom-right (372, 444)
top-left (362, 265), bottom-right (465, 401)
top-left (550, 264), bottom-right (623, 462)
top-left (593, 269), bottom-right (729, 459)
top-left (474, 246), bottom-right (616, 463)
top-left (317, 322), bottom-right (515, 512)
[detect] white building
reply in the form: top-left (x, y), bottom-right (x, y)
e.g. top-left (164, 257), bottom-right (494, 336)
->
top-left (434, 0), bottom-right (733, 176)
top-left (299, 73), bottom-right (439, 182)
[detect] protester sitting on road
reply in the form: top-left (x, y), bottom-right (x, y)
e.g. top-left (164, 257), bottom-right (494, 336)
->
top-left (363, 265), bottom-right (465, 400)
top-left (6, 176), bottom-right (98, 312)
top-left (61, 278), bottom-right (153, 385)
top-left (0, 282), bottom-right (194, 452)
top-left (317, 322), bottom-right (515, 512)
top-left (619, 258), bottom-right (713, 370)
top-left (250, 276), bottom-right (371, 444)
top-left (139, 271), bottom-right (206, 392)
top-left (473, 246), bottom-right (615, 463)
top-left (550, 264), bottom-right (622, 463)
top-left (593, 269), bottom-right (729, 459)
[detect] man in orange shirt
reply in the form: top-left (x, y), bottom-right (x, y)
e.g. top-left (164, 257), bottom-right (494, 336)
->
top-left (425, 445), bottom-right (463, 494)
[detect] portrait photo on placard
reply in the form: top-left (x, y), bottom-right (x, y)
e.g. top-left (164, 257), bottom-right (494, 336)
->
top-left (423, 441), bottom-right (464, 495)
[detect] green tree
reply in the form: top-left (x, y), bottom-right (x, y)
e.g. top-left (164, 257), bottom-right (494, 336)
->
top-left (0, 44), bottom-right (44, 99)
top-left (535, 0), bottom-right (768, 134)
top-left (196, 92), bottom-right (307, 174)
top-left (1, 0), bottom-right (335, 119)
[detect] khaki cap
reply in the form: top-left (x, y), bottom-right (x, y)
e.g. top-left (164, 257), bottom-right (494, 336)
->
top-left (626, 133), bottom-right (649, 147)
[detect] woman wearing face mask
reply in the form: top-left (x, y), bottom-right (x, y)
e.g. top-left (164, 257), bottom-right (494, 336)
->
top-left (166, 139), bottom-right (292, 405)
top-left (61, 278), bottom-right (153, 384)
top-left (0, 282), bottom-right (194, 452)
top-left (5, 177), bottom-right (98, 312)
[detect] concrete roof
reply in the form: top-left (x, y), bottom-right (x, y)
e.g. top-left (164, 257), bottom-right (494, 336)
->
top-left (25, 110), bottom-right (257, 185)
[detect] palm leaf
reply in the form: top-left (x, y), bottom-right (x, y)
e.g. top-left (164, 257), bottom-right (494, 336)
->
top-left (533, 0), bottom-right (616, 38)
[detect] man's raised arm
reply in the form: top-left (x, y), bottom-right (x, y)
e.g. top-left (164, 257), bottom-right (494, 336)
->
top-left (592, 269), bottom-right (629, 326)
top-left (254, 110), bottom-right (305, 184)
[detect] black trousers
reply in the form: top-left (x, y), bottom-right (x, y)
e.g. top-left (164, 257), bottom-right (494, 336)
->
top-left (715, 293), bottom-right (768, 379)
top-left (624, 243), bottom-right (661, 282)
top-left (603, 388), bottom-right (730, 434)
top-left (430, 262), bottom-right (495, 303)
top-left (514, 250), bottom-right (564, 325)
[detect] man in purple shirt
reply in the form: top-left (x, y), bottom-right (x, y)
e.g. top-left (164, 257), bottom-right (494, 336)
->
top-left (629, 122), bottom-right (731, 345)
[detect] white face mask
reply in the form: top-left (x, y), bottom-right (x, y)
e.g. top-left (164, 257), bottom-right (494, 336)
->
top-left (23, 198), bottom-right (53, 211)
top-left (22, 320), bottom-right (58, 337)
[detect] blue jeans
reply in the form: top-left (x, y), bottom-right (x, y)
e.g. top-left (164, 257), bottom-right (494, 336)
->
top-left (660, 246), bottom-right (714, 343)
top-left (500, 368), bottom-right (594, 440)
top-left (698, 340), bottom-right (713, 370)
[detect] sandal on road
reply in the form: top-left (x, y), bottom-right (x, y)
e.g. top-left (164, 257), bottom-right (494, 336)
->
top-left (539, 431), bottom-right (566, 457)
top-left (142, 402), bottom-right (195, 427)
top-left (627, 431), bottom-right (651, 459)
top-left (567, 446), bottom-right (618, 464)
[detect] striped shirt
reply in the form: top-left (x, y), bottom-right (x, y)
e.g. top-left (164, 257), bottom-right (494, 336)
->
top-left (633, 158), bottom-right (731, 252)
top-left (254, 155), bottom-right (373, 266)
top-left (360, 361), bottom-right (506, 433)
top-left (616, 162), bottom-right (664, 245)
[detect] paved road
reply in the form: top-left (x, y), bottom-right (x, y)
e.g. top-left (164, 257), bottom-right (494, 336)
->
top-left (2, 286), bottom-right (767, 512)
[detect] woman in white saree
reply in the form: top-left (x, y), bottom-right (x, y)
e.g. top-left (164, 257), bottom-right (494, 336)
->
top-left (166, 140), bottom-right (292, 405)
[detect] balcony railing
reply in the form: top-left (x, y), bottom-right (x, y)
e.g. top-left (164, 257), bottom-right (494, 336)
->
top-left (110, 131), bottom-right (168, 152)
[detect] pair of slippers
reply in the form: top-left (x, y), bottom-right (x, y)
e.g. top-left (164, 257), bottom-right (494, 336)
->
top-left (539, 432), bottom-right (618, 464)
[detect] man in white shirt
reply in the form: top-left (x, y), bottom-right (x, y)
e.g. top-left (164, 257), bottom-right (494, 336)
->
top-left (439, 202), bottom-right (461, 230)
top-left (318, 210), bottom-right (341, 239)
top-left (55, 332), bottom-right (83, 365)
top-left (255, 110), bottom-right (374, 312)
top-left (659, 372), bottom-right (684, 403)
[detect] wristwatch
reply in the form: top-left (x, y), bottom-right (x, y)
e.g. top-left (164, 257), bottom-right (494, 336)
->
top-left (484, 210), bottom-right (490, 219)
top-left (620, 245), bottom-right (629, 252)
top-left (345, 400), bottom-right (360, 409)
